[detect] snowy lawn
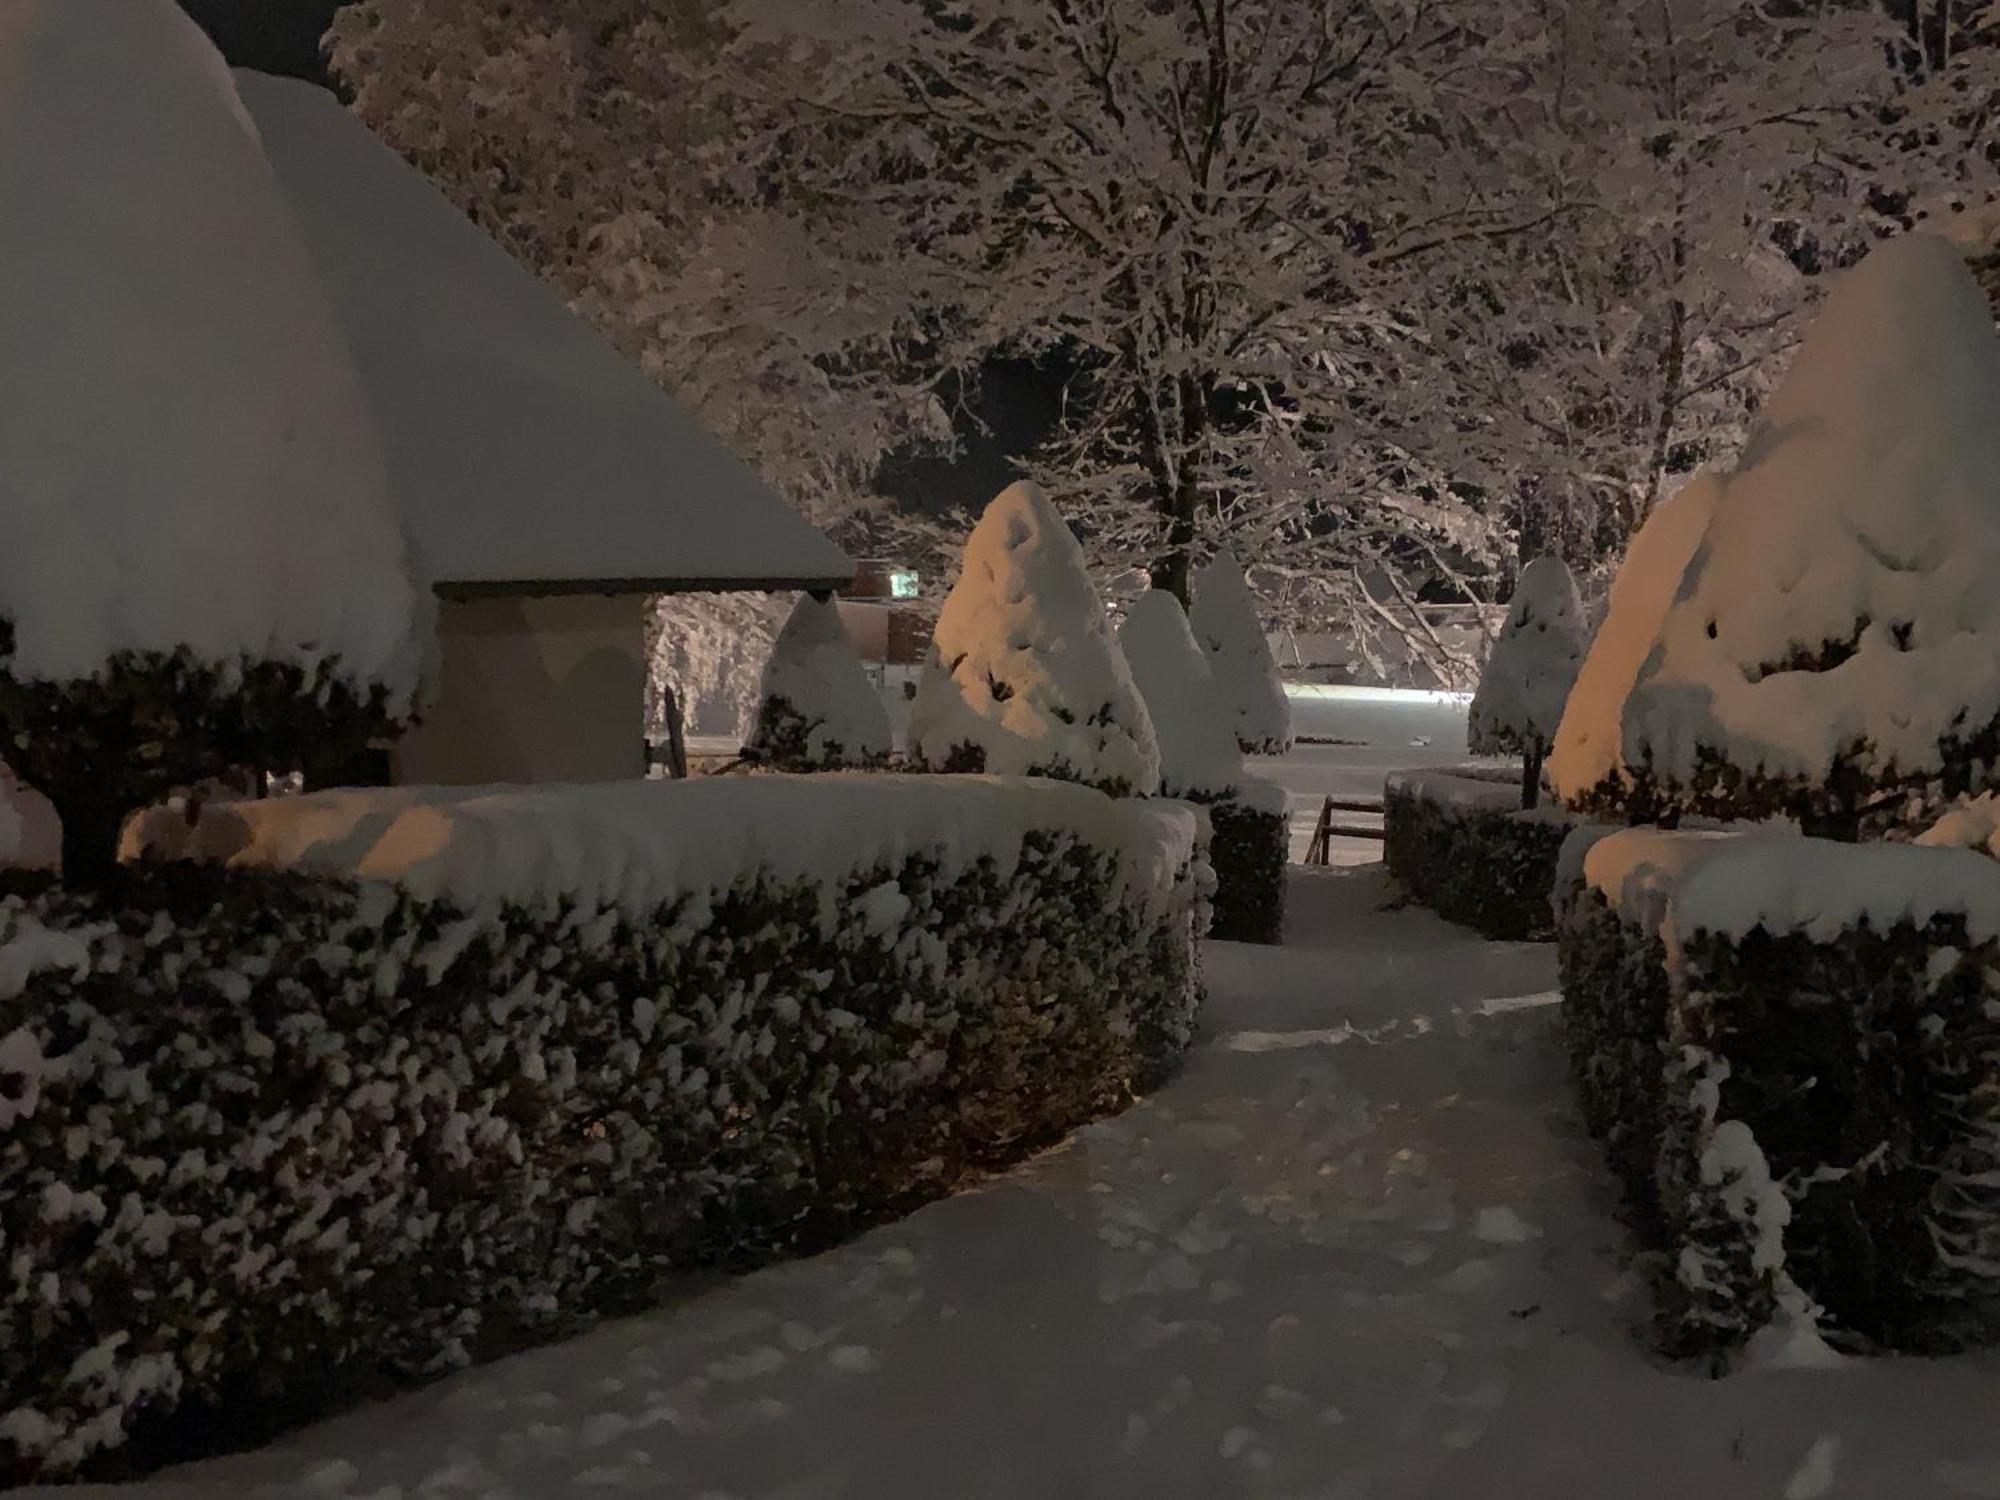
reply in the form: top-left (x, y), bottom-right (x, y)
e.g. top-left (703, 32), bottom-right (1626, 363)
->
top-left (41, 863), bottom-right (2000, 1499)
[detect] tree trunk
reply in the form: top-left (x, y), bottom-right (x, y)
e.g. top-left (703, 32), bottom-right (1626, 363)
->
top-left (1149, 469), bottom-right (1199, 606)
top-left (53, 786), bottom-right (127, 889)
top-left (1520, 743), bottom-right (1544, 812)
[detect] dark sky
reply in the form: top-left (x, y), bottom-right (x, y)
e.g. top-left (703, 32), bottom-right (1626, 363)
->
top-left (177, 0), bottom-right (338, 81)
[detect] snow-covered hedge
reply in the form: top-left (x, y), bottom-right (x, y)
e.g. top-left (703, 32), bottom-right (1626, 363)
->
top-left (1118, 590), bottom-right (1286, 944)
top-left (0, 2), bottom-right (429, 880)
top-left (1383, 768), bottom-right (1576, 940)
top-left (1573, 236), bottom-right (2000, 837)
top-left (0, 776), bottom-right (1204, 1481)
top-left (1559, 826), bottom-right (2000, 1361)
top-left (1206, 780), bottom-right (1288, 945)
top-left (746, 595), bottom-right (892, 770)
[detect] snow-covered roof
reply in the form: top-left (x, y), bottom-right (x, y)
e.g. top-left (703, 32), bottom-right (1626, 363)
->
top-left (234, 73), bottom-right (853, 597)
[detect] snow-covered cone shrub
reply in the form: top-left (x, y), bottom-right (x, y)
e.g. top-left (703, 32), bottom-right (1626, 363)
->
top-left (1469, 556), bottom-right (1587, 808)
top-left (909, 482), bottom-right (1159, 796)
top-left (0, 776), bottom-right (1203, 1481)
top-left (1611, 235), bottom-right (2000, 838)
top-left (0, 1), bottom-right (429, 883)
top-left (1190, 549), bottom-right (1292, 756)
top-left (1559, 826), bottom-right (2000, 1360)
top-left (1549, 477), bottom-right (1721, 822)
top-left (1382, 767), bottom-right (1573, 940)
top-left (1119, 589), bottom-right (1285, 943)
top-left (746, 596), bottom-right (892, 769)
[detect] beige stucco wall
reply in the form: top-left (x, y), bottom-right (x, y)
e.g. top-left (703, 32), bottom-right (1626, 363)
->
top-left (395, 593), bottom-right (648, 786)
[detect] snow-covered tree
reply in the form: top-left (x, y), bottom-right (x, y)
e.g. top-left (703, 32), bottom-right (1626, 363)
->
top-left (326, 0), bottom-right (952, 530)
top-left (693, 0), bottom-right (1531, 626)
top-left (746, 595), bottom-right (892, 770)
top-left (1117, 591), bottom-right (1242, 803)
top-left (647, 593), bottom-right (789, 748)
top-left (908, 482), bottom-right (1158, 796)
top-left (1469, 558), bottom-right (1588, 808)
top-left (1191, 550), bottom-right (1291, 756)
top-left (0, 0), bottom-right (428, 882)
top-left (1614, 233), bottom-right (2000, 837)
top-left (329, 0), bottom-right (1996, 667)
top-left (1391, 0), bottom-right (2000, 580)
top-left (1549, 475), bottom-right (1721, 821)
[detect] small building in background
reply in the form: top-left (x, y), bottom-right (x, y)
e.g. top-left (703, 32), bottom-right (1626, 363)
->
top-left (240, 74), bottom-right (851, 785)
top-left (836, 559), bottom-right (934, 681)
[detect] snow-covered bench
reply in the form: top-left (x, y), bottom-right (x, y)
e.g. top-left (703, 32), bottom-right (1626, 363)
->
top-left (0, 775), bottom-right (1204, 1481)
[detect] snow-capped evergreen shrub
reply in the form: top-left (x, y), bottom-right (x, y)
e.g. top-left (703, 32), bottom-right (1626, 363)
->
top-left (1383, 768), bottom-right (1575, 940)
top-left (1468, 556), bottom-right (1587, 808)
top-left (1559, 826), bottom-right (2000, 1361)
top-left (1610, 235), bottom-right (2000, 838)
top-left (1118, 589), bottom-right (1286, 943)
top-left (746, 595), bottom-right (892, 770)
top-left (0, 1), bottom-right (428, 882)
top-left (1549, 477), bottom-right (1721, 821)
top-left (0, 775), bottom-right (1204, 1481)
top-left (908, 482), bottom-right (1159, 796)
top-left (1190, 549), bottom-right (1292, 756)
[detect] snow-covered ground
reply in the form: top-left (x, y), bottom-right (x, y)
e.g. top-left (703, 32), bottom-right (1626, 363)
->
top-left (53, 862), bottom-right (2000, 1499)
top-left (1262, 686), bottom-right (1473, 861)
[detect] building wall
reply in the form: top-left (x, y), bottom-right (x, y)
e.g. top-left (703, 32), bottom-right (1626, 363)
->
top-left (395, 593), bottom-right (648, 786)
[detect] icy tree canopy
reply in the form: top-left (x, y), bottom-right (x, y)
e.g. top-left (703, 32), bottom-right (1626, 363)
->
top-left (1468, 557), bottom-right (1588, 759)
top-left (1118, 589), bottom-right (1243, 802)
top-left (908, 482), bottom-right (1159, 796)
top-left (747, 595), bottom-right (891, 770)
top-left (1619, 233), bottom-right (2000, 823)
top-left (0, 0), bottom-right (427, 704)
top-left (1190, 549), bottom-right (1292, 756)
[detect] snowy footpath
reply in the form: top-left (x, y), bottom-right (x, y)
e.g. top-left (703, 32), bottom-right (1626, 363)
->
top-left (48, 866), bottom-right (2000, 1500)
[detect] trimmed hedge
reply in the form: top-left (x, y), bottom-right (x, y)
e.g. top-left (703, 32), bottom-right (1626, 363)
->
top-left (1557, 834), bottom-right (2000, 1361)
top-left (0, 788), bottom-right (1203, 1481)
top-left (1205, 796), bottom-right (1286, 945)
top-left (1383, 768), bottom-right (1574, 940)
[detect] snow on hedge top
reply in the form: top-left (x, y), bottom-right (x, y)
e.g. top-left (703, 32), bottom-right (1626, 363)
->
top-left (747, 595), bottom-right (891, 768)
top-left (1190, 549), bottom-right (1293, 754)
top-left (1581, 823), bottom-right (2000, 945)
top-left (124, 775), bottom-right (1199, 920)
top-left (1116, 590), bottom-right (1242, 800)
top-left (1386, 766), bottom-right (1529, 818)
top-left (1549, 477), bottom-right (1720, 805)
top-left (1622, 234), bottom-right (2000, 793)
top-left (1469, 556), bottom-right (1587, 756)
top-left (908, 482), bottom-right (1160, 795)
top-left (0, 1), bottom-right (426, 702)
